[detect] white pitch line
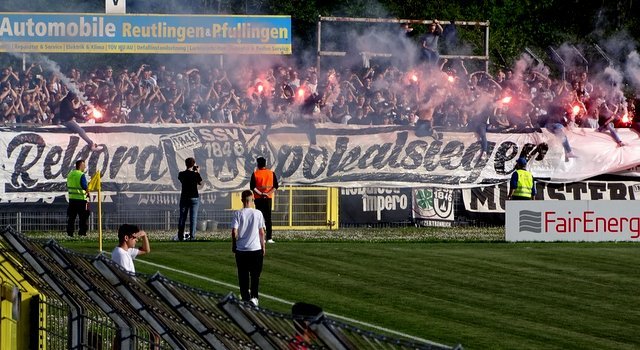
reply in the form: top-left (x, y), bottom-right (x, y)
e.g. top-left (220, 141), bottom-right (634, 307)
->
top-left (137, 258), bottom-right (449, 347)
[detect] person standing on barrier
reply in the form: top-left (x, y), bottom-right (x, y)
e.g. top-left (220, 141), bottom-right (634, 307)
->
top-left (66, 159), bottom-right (90, 237)
top-left (112, 224), bottom-right (150, 274)
top-left (232, 190), bottom-right (266, 306)
top-left (177, 157), bottom-right (203, 241)
top-left (58, 91), bottom-right (103, 151)
top-left (250, 156), bottom-right (279, 243)
top-left (508, 157), bottom-right (536, 200)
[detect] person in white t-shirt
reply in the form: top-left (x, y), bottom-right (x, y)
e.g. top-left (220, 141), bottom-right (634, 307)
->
top-left (111, 224), bottom-right (151, 274)
top-left (231, 190), bottom-right (266, 306)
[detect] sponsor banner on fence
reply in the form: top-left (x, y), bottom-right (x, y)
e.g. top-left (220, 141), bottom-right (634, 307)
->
top-left (412, 188), bottom-right (454, 223)
top-left (339, 187), bottom-right (412, 224)
top-left (463, 180), bottom-right (640, 213)
top-left (2, 124), bottom-right (640, 201)
top-left (506, 200), bottom-right (640, 242)
top-left (0, 13), bottom-right (291, 54)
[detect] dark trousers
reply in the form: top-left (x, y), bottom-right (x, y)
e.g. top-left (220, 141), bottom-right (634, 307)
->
top-left (254, 197), bottom-right (273, 240)
top-left (235, 250), bottom-right (264, 301)
top-left (177, 197), bottom-right (200, 240)
top-left (67, 199), bottom-right (89, 236)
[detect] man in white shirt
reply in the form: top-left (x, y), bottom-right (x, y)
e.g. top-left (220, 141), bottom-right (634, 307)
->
top-left (112, 224), bottom-right (151, 274)
top-left (231, 190), bottom-right (266, 306)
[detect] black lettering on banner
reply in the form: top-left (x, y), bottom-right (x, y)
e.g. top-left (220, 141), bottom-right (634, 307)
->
top-left (13, 125), bottom-right (626, 197)
top-left (8, 133), bottom-right (46, 188)
top-left (523, 143), bottom-right (549, 161)
top-left (112, 0), bottom-right (119, 5)
top-left (423, 140), bottom-right (442, 171)
top-left (88, 148), bottom-right (109, 179)
top-left (387, 131), bottom-right (408, 168)
top-left (588, 183), bottom-right (606, 200)
top-left (608, 183), bottom-right (627, 200)
top-left (565, 182), bottom-right (587, 200)
top-left (136, 144), bottom-right (167, 181)
top-left (494, 141), bottom-right (518, 175)
top-left (499, 184), bottom-right (507, 208)
top-left (546, 183), bottom-right (566, 200)
top-left (339, 147), bottom-right (362, 173)
top-left (43, 136), bottom-right (90, 180)
top-left (460, 141), bottom-right (488, 184)
top-left (327, 137), bottom-right (350, 177)
top-left (303, 148), bottom-right (328, 179)
top-left (43, 146), bottom-right (64, 179)
top-left (358, 142), bottom-right (392, 169)
top-left (276, 145), bottom-right (303, 179)
top-left (440, 141), bottom-right (464, 170)
top-left (470, 186), bottom-right (499, 211)
top-left (401, 140), bottom-right (428, 169)
top-left (110, 146), bottom-right (139, 179)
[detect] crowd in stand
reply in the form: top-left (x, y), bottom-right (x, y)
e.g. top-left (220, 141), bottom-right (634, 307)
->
top-left (0, 53), bottom-right (638, 146)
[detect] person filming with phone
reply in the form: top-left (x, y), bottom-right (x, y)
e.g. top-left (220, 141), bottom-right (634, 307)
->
top-left (176, 157), bottom-right (203, 241)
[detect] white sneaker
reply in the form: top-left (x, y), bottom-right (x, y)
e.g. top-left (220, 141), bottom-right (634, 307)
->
top-left (267, 239), bottom-right (275, 243)
top-left (250, 298), bottom-right (259, 306)
top-left (91, 144), bottom-right (104, 151)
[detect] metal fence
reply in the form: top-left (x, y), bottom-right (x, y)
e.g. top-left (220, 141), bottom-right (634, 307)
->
top-left (0, 187), bottom-right (496, 234)
top-left (0, 225), bottom-right (462, 350)
top-left (1, 186), bottom-right (343, 234)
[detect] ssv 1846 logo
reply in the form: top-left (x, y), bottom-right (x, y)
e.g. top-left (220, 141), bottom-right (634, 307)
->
top-left (413, 188), bottom-right (454, 220)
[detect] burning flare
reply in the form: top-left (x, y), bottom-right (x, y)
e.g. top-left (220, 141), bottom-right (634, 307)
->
top-left (572, 105), bottom-right (581, 117)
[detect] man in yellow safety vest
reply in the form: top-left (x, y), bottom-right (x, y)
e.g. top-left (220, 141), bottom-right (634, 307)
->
top-left (67, 159), bottom-right (90, 236)
top-left (508, 157), bottom-right (536, 200)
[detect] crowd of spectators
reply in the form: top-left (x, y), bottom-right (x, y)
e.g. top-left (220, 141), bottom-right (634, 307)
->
top-left (0, 52), bottom-right (638, 147)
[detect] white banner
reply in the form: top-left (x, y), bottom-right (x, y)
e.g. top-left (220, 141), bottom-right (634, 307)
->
top-left (2, 124), bottom-right (640, 200)
top-left (463, 180), bottom-right (640, 213)
top-left (506, 200), bottom-right (640, 242)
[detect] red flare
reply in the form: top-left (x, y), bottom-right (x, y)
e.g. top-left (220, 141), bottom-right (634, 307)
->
top-left (411, 74), bottom-right (418, 83)
top-left (501, 96), bottom-right (512, 104)
top-left (447, 75), bottom-right (455, 83)
top-left (297, 87), bottom-right (305, 98)
top-left (257, 83), bottom-right (264, 93)
top-left (572, 105), bottom-right (581, 116)
top-left (92, 108), bottom-right (103, 120)
top-left (622, 113), bottom-right (629, 124)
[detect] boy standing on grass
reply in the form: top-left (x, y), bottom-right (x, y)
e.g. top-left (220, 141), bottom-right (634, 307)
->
top-left (231, 190), bottom-right (266, 306)
top-left (112, 224), bottom-right (151, 274)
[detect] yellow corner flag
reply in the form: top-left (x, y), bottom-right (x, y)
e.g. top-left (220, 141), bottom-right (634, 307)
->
top-left (88, 170), bottom-right (101, 192)
top-left (88, 171), bottom-right (103, 251)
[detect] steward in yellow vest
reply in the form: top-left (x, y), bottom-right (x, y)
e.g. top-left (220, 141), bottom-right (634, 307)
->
top-left (508, 157), bottom-right (536, 200)
top-left (67, 160), bottom-right (90, 236)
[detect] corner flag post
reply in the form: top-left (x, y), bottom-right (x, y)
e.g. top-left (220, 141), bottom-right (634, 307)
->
top-left (88, 171), bottom-right (103, 252)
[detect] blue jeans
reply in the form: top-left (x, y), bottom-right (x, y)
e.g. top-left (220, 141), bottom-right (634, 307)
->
top-left (63, 120), bottom-right (94, 147)
top-left (598, 123), bottom-right (623, 144)
top-left (547, 123), bottom-right (572, 153)
top-left (178, 197), bottom-right (199, 240)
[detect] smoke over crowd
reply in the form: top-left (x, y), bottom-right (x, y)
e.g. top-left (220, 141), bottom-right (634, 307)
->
top-left (1, 1), bottom-right (640, 158)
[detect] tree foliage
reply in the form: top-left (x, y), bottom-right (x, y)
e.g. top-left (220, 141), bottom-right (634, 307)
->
top-left (1, 0), bottom-right (639, 69)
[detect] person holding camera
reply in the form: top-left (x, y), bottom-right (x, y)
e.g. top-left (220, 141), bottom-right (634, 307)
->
top-left (177, 157), bottom-right (203, 240)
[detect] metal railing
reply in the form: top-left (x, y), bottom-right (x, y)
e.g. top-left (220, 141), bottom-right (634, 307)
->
top-left (0, 225), bottom-right (461, 350)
